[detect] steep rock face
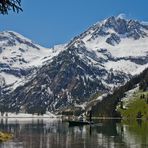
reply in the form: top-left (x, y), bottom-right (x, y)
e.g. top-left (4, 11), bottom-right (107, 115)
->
top-left (1, 16), bottom-right (148, 113)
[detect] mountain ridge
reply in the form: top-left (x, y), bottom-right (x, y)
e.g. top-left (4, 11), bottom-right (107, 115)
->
top-left (0, 15), bottom-right (148, 114)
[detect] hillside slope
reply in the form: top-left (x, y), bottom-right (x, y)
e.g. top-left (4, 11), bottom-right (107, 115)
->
top-left (91, 68), bottom-right (148, 118)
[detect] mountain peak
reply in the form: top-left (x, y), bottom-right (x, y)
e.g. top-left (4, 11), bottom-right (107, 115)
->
top-left (67, 15), bottom-right (148, 50)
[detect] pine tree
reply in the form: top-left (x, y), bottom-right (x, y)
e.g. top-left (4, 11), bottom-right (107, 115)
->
top-left (0, 0), bottom-right (22, 14)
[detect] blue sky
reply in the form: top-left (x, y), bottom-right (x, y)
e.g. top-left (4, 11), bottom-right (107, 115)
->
top-left (0, 0), bottom-right (148, 47)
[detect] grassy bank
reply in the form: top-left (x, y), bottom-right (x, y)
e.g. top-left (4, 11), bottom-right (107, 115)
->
top-left (118, 91), bottom-right (148, 120)
top-left (0, 132), bottom-right (13, 142)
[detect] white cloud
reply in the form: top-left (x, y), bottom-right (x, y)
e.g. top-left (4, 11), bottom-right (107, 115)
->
top-left (117, 13), bottom-right (127, 19)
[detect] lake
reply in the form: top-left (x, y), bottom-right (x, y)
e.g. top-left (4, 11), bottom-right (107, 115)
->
top-left (0, 118), bottom-right (147, 148)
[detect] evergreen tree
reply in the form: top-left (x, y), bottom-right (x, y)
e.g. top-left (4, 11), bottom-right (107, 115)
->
top-left (0, 0), bottom-right (22, 14)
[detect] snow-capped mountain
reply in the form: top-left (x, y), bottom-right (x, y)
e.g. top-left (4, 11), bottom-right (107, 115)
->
top-left (1, 16), bottom-right (148, 113)
top-left (0, 31), bottom-right (65, 92)
top-left (67, 16), bottom-right (148, 75)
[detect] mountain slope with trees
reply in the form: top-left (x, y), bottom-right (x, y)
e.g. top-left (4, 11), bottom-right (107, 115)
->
top-left (91, 68), bottom-right (148, 118)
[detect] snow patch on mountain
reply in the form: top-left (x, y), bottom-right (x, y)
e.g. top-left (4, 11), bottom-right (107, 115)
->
top-left (0, 72), bottom-right (18, 85)
top-left (105, 60), bottom-right (148, 76)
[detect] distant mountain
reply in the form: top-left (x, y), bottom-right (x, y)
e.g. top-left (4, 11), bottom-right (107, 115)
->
top-left (0, 31), bottom-right (65, 93)
top-left (1, 16), bottom-right (148, 114)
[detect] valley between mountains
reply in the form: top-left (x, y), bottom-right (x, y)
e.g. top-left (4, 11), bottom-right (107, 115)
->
top-left (0, 15), bottom-right (148, 118)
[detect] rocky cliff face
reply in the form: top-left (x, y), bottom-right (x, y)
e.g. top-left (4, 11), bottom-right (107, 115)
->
top-left (1, 16), bottom-right (148, 113)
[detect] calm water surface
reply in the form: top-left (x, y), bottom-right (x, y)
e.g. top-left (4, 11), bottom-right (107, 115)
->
top-left (0, 118), bottom-right (147, 148)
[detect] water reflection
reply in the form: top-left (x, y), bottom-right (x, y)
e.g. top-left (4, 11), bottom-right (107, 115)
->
top-left (117, 120), bottom-right (148, 148)
top-left (0, 118), bottom-right (147, 148)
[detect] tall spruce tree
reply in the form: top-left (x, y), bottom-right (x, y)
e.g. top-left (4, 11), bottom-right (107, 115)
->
top-left (0, 0), bottom-right (22, 14)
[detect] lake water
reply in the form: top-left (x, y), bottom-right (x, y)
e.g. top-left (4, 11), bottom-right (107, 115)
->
top-left (0, 118), bottom-right (147, 148)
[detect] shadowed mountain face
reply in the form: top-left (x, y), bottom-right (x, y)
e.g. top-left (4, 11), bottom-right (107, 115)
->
top-left (1, 16), bottom-right (148, 113)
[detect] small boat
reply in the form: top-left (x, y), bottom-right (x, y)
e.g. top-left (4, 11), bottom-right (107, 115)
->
top-left (68, 120), bottom-right (94, 126)
top-left (69, 110), bottom-right (94, 126)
